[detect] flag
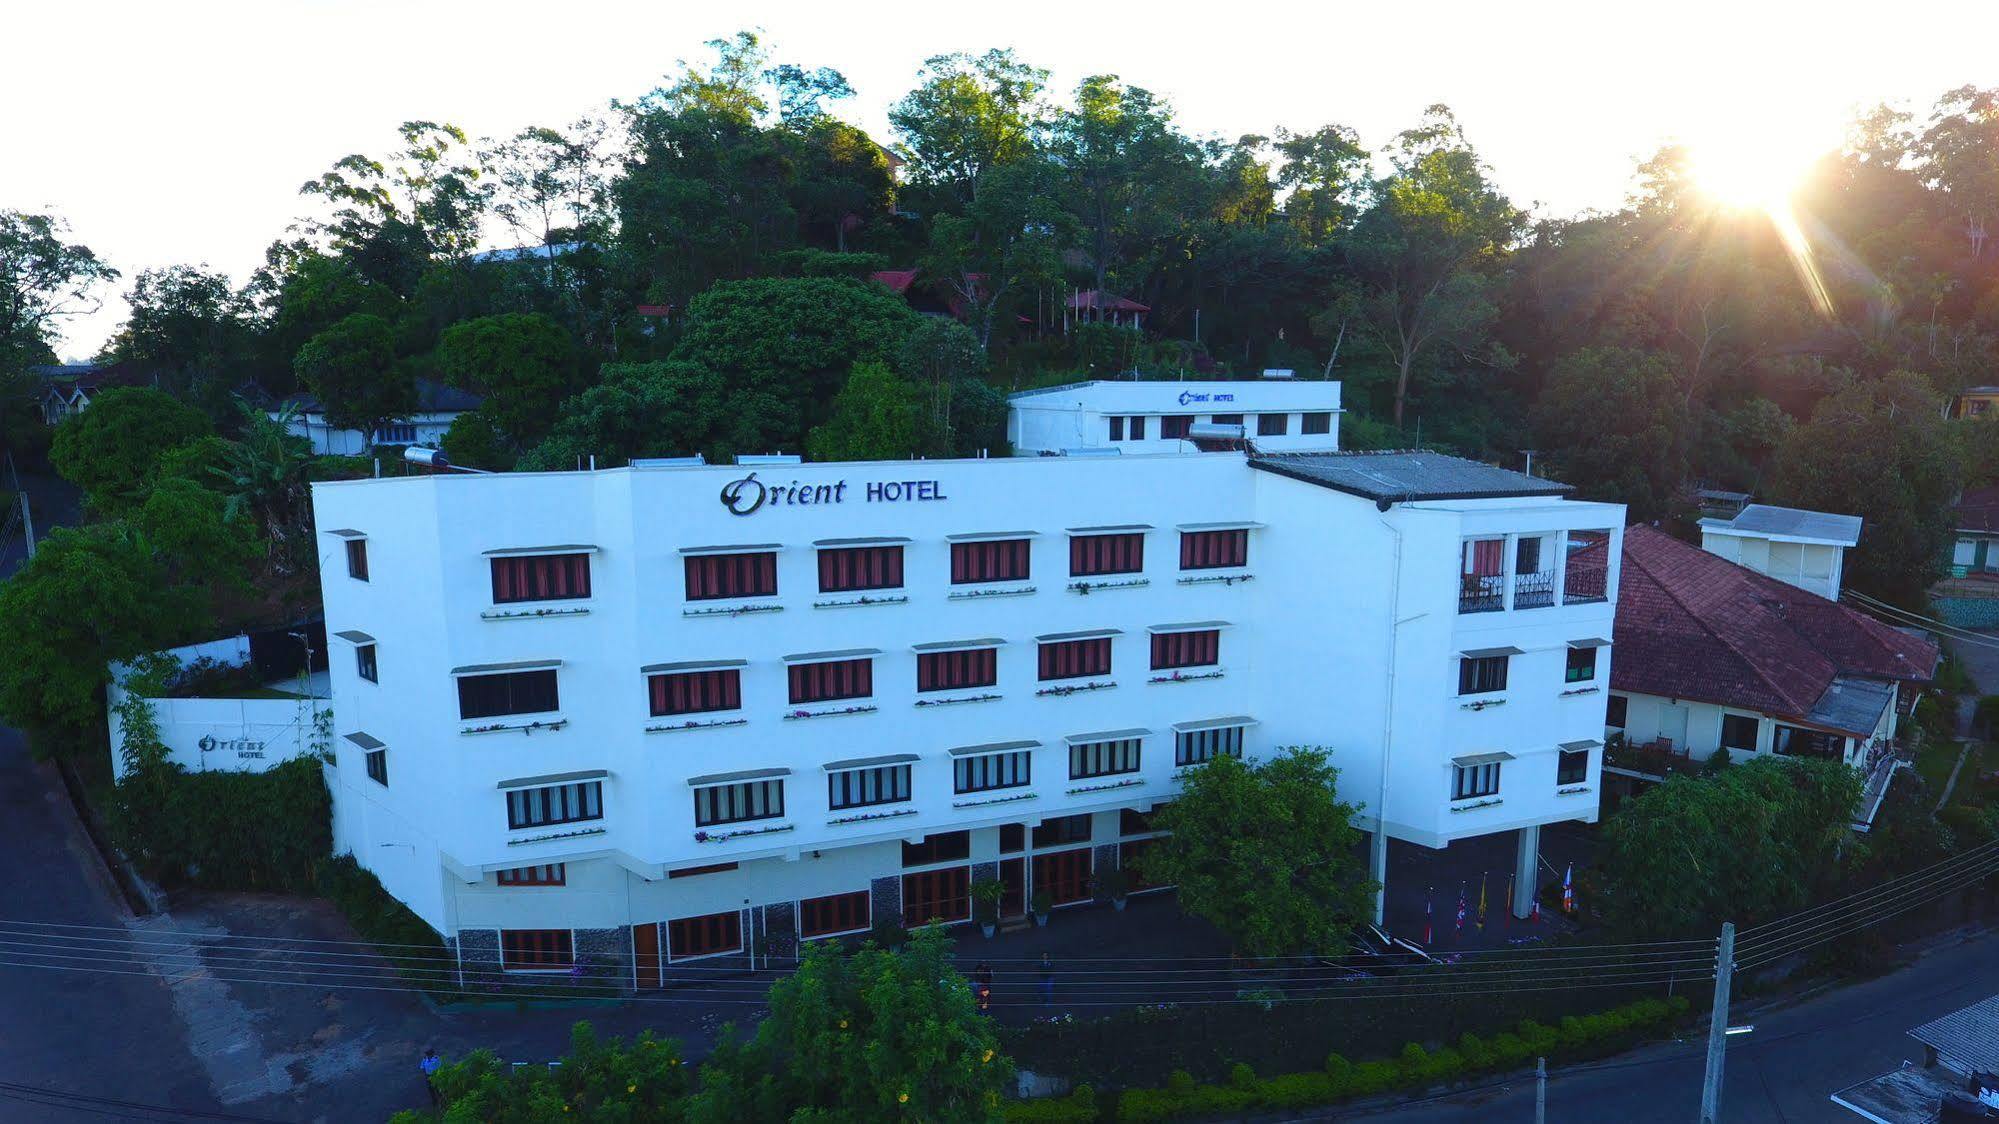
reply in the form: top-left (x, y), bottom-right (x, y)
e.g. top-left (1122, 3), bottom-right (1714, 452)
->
top-left (1502, 873), bottom-right (1514, 929)
top-left (1562, 863), bottom-right (1575, 914)
top-left (1476, 874), bottom-right (1488, 933)
top-left (1455, 883), bottom-right (1468, 933)
top-left (1423, 890), bottom-right (1434, 945)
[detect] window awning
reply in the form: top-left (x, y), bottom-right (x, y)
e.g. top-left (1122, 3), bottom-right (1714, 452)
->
top-left (910, 637), bottom-right (1005, 654)
top-left (640, 658), bottom-right (748, 675)
top-left (324, 528), bottom-right (366, 539)
top-left (1568, 637), bottom-right (1612, 650)
top-left (1146, 620), bottom-right (1231, 634)
top-left (822, 753), bottom-right (921, 772)
top-left (1171, 715), bottom-right (1259, 734)
top-left (496, 768), bottom-right (607, 791)
top-left (1460, 646), bottom-right (1524, 660)
top-left (1176, 520), bottom-right (1264, 533)
top-left (1036, 627), bottom-right (1122, 643)
top-left (332, 629), bottom-right (375, 645)
top-left (814, 536), bottom-right (911, 548)
top-left (1559, 739), bottom-right (1603, 752)
top-left (947, 739), bottom-right (1040, 758)
top-left (451, 658), bottom-right (561, 677)
top-left (678, 542), bottom-right (782, 556)
top-left (686, 767), bottom-right (790, 787)
top-left (1066, 523), bottom-right (1152, 534)
top-left (1451, 752), bottom-right (1516, 768)
top-left (1064, 727), bottom-right (1150, 745)
top-left (944, 530), bottom-right (1038, 543)
top-left (781, 647), bottom-right (880, 664)
top-left (483, 544), bottom-right (600, 557)
top-left (343, 731), bottom-right (385, 751)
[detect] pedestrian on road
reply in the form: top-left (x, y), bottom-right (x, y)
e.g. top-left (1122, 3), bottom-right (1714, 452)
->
top-left (1038, 952), bottom-right (1054, 1005)
top-left (420, 1047), bottom-right (442, 1105)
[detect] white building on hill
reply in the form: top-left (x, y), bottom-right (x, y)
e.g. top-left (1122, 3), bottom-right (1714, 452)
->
top-left (1008, 379), bottom-right (1342, 455)
top-left (311, 448), bottom-right (1621, 982)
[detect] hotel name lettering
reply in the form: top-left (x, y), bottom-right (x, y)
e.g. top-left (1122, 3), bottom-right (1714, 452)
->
top-left (721, 472), bottom-right (948, 517)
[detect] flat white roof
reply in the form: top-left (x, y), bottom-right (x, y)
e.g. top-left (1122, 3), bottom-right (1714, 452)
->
top-left (1007, 379), bottom-right (1341, 414)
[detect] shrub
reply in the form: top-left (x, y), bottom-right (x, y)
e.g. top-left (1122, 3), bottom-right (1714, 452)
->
top-left (314, 854), bottom-right (451, 991)
top-left (112, 755), bottom-right (330, 892)
top-left (1259, 1071), bottom-right (1335, 1108)
top-left (1005, 1084), bottom-right (1098, 1122)
top-left (1228, 1062), bottom-right (1256, 1090)
top-left (1324, 1052), bottom-right (1352, 1079)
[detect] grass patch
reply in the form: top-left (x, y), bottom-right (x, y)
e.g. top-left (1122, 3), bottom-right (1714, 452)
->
top-left (1914, 740), bottom-right (1965, 795)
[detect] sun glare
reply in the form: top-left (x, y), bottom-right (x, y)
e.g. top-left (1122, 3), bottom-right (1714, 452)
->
top-left (1689, 136), bottom-right (1814, 212)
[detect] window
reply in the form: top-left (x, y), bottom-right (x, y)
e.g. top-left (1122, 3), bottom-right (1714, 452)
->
top-left (950, 539), bottom-right (1030, 584)
top-left (828, 764), bottom-right (912, 810)
top-left (1301, 411), bottom-right (1332, 435)
top-left (649, 669), bottom-right (741, 716)
top-left (1038, 637), bottom-right (1112, 681)
top-left (1453, 761), bottom-right (1503, 800)
top-left (1458, 655), bottom-right (1509, 696)
top-left (1179, 529), bottom-right (1248, 570)
top-left (373, 423), bottom-right (417, 444)
top-left (1151, 629), bottom-right (1220, 670)
top-left (1070, 532), bottom-right (1144, 577)
top-left (684, 551), bottom-right (777, 601)
top-left (1606, 694), bottom-right (1629, 729)
top-left (458, 669), bottom-right (559, 719)
top-left (954, 749), bottom-right (1031, 794)
top-left (999, 823), bottom-right (1025, 854)
top-left (1557, 749), bottom-right (1590, 785)
top-left (345, 538), bottom-right (369, 581)
top-left (667, 862), bottom-right (737, 879)
top-left (1176, 725), bottom-right (1243, 766)
top-left (788, 658), bottom-right (873, 704)
top-left (1517, 536), bottom-right (1543, 575)
top-left (365, 748), bottom-right (387, 786)
top-left (1257, 413), bottom-right (1289, 436)
top-left (1033, 848), bottom-right (1092, 905)
top-left (1720, 714), bottom-right (1760, 753)
top-left (1774, 725), bottom-right (1844, 760)
top-left (902, 830), bottom-right (971, 866)
top-left (1565, 647), bottom-right (1597, 684)
top-left (694, 779), bottom-right (785, 827)
top-left (491, 553), bottom-right (592, 604)
top-left (668, 911), bottom-right (742, 961)
top-left (500, 929), bottom-right (573, 970)
top-left (918, 648), bottom-right (998, 692)
top-left (1071, 737), bottom-right (1142, 779)
top-left (1160, 415), bottom-right (1195, 439)
top-left (1033, 814), bottom-right (1092, 847)
top-left (1210, 413), bottom-right (1243, 427)
top-left (817, 546), bottom-right (904, 593)
top-left (1108, 415), bottom-right (1124, 441)
top-left (506, 781), bottom-right (603, 830)
top-left (497, 864), bottom-right (566, 886)
top-left (902, 866), bottom-right (970, 926)
top-left (1127, 416), bottom-right (1148, 440)
top-left (355, 643), bottom-right (377, 684)
top-left (799, 890), bottom-right (870, 938)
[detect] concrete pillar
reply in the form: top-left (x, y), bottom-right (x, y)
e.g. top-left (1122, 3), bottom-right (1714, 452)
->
top-left (1370, 827), bottom-right (1389, 926)
top-left (869, 875), bottom-right (903, 931)
top-left (1512, 824), bottom-right (1540, 919)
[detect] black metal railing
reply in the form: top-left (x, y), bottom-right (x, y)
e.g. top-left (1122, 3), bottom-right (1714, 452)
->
top-left (1459, 574), bottom-right (1504, 614)
top-left (1512, 569), bottom-right (1556, 610)
top-left (1563, 563), bottom-right (1608, 604)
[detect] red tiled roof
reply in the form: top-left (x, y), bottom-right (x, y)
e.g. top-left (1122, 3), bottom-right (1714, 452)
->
top-left (1956, 485), bottom-right (1999, 535)
top-left (1067, 289), bottom-right (1149, 314)
top-left (1612, 525), bottom-right (1938, 721)
top-left (869, 269), bottom-right (919, 295)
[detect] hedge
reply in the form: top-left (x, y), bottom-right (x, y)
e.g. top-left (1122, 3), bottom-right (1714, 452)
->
top-left (111, 755), bottom-right (331, 892)
top-left (314, 854), bottom-right (452, 993)
top-left (1004, 996), bottom-right (1691, 1123)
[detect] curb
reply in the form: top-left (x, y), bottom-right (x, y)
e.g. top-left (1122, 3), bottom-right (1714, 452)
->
top-left (51, 755), bottom-right (163, 916)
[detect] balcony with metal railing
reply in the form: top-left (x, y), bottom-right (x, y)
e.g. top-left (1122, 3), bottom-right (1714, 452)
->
top-left (1459, 574), bottom-right (1505, 614)
top-left (1512, 569), bottom-right (1556, 610)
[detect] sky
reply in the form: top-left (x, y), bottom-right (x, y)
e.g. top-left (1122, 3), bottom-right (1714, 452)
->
top-left (5, 0), bottom-right (1994, 359)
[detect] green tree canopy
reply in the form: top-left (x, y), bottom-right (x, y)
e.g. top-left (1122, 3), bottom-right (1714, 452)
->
top-left (522, 360), bottom-right (788, 469)
top-left (1531, 346), bottom-right (1693, 521)
top-left (292, 312), bottom-right (414, 437)
top-left (0, 210), bottom-right (118, 368)
top-left (808, 362), bottom-right (919, 462)
top-left (133, 478), bottom-right (258, 601)
top-left (889, 48), bottom-right (1049, 211)
top-left (434, 312), bottom-right (581, 447)
top-left (49, 386), bottom-right (212, 513)
top-left (103, 265), bottom-right (251, 395)
top-left (1136, 746), bottom-right (1376, 958)
top-left (401, 1021), bottom-right (693, 1124)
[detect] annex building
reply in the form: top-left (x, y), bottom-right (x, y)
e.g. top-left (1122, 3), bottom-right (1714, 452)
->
top-left (312, 435), bottom-right (1623, 982)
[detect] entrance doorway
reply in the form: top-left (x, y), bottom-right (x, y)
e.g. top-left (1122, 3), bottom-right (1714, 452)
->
top-left (999, 857), bottom-right (1026, 919)
top-left (632, 922), bottom-right (661, 989)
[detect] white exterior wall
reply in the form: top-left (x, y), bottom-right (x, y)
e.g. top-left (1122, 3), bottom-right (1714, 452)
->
top-left (1609, 686), bottom-right (1899, 768)
top-left (1699, 530), bottom-right (1846, 602)
top-left (280, 411), bottom-right (463, 457)
top-left (1009, 381), bottom-right (1342, 455)
top-left (312, 454), bottom-right (1622, 938)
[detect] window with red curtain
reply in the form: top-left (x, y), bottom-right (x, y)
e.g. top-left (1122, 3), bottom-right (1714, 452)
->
top-left (491, 553), bottom-right (592, 604)
top-left (667, 911), bottom-right (742, 960)
top-left (788, 658), bottom-right (873, 704)
top-left (950, 539), bottom-right (1030, 584)
top-left (496, 864), bottom-right (566, 886)
top-left (901, 867), bottom-right (970, 926)
top-left (1037, 637), bottom-right (1112, 681)
top-left (917, 648), bottom-right (998, 692)
top-left (1150, 629), bottom-right (1220, 670)
top-left (799, 890), bottom-right (870, 938)
top-left (1179, 530), bottom-right (1248, 570)
top-left (1070, 533), bottom-right (1144, 577)
top-left (500, 929), bottom-right (573, 970)
top-left (684, 552), bottom-right (777, 600)
top-left (649, 669), bottom-right (742, 716)
top-left (1463, 539), bottom-right (1504, 577)
top-left (817, 546), bottom-right (904, 592)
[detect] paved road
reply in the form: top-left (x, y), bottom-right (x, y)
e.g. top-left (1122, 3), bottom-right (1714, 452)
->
top-left (1359, 925), bottom-right (1999, 1123)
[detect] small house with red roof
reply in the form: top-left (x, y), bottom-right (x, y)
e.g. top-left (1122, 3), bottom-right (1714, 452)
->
top-left (1607, 525), bottom-right (1937, 773)
top-left (1066, 289), bottom-right (1149, 331)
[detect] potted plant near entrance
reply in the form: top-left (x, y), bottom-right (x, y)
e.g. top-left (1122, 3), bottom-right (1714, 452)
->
top-left (971, 878), bottom-right (1004, 938)
top-left (1031, 888), bottom-right (1054, 927)
top-left (1097, 867), bottom-right (1130, 912)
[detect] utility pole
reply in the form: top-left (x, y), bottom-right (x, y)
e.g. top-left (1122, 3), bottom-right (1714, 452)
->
top-left (1699, 922), bottom-right (1736, 1124)
top-left (1535, 1056), bottom-right (1546, 1124)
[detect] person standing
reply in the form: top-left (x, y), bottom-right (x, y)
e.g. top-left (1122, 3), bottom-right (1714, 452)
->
top-left (420, 1047), bottom-right (442, 1106)
top-left (1037, 952), bottom-right (1054, 1005)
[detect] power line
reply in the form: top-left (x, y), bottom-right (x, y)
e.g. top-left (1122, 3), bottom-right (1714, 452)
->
top-left (1738, 838), bottom-right (1999, 946)
top-left (0, 1079), bottom-right (288, 1123)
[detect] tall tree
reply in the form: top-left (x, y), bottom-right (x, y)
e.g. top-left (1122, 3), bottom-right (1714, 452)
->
top-left (103, 265), bottom-right (252, 405)
top-left (0, 211), bottom-right (119, 366)
top-left (889, 49), bottom-right (1048, 211)
top-left (522, 360), bottom-right (788, 469)
top-left (1916, 86), bottom-right (1999, 258)
top-left (298, 121), bottom-right (487, 294)
top-left (292, 312), bottom-right (413, 438)
top-left (434, 312), bottom-right (580, 448)
top-left (1532, 347), bottom-right (1694, 521)
top-left (1275, 123), bottom-right (1370, 246)
top-left (807, 362), bottom-right (919, 462)
top-left (1050, 75), bottom-right (1204, 306)
top-left (48, 386), bottom-right (212, 513)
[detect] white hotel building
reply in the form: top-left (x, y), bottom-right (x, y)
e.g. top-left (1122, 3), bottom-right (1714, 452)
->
top-left (312, 384), bottom-right (1623, 982)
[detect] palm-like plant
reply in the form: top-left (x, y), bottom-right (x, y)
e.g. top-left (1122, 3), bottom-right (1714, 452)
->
top-left (211, 400), bottom-right (313, 576)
